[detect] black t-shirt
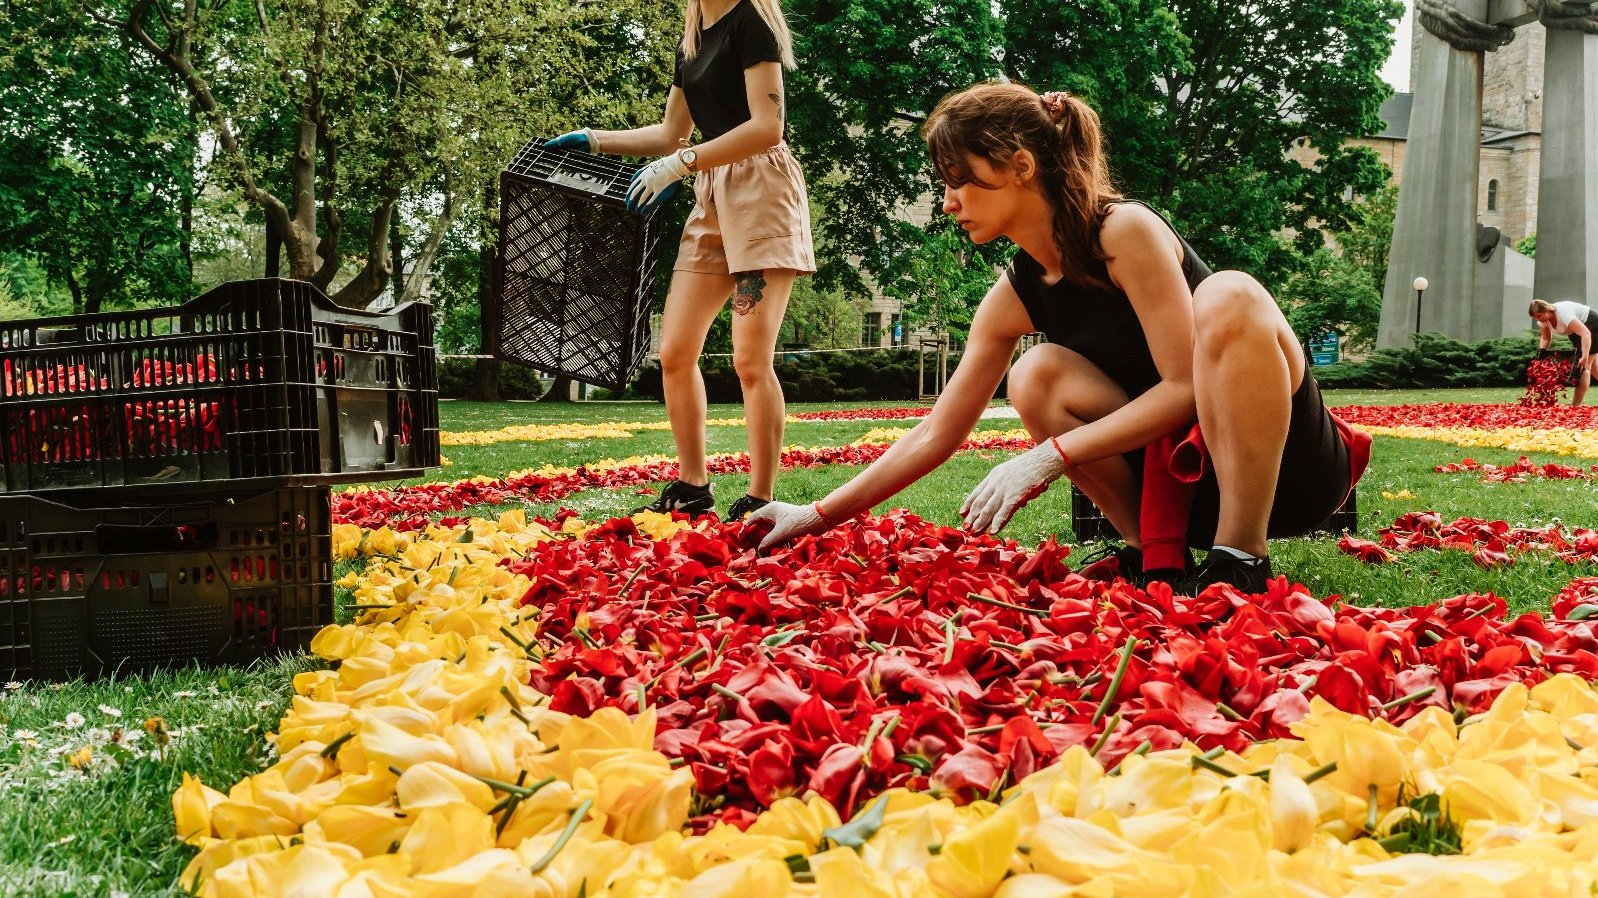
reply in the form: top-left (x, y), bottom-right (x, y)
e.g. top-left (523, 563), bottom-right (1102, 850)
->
top-left (1005, 201), bottom-right (1213, 399)
top-left (673, 0), bottom-right (784, 142)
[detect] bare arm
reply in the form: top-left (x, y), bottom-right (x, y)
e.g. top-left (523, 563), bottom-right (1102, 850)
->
top-left (589, 61), bottom-right (785, 165)
top-left (1571, 319), bottom-right (1592, 362)
top-left (589, 87), bottom-right (696, 157)
top-left (688, 61), bottom-right (784, 168)
top-left (815, 280), bottom-right (1036, 520)
top-left (1051, 205), bottom-right (1198, 464)
top-left (1539, 321), bottom-right (1552, 350)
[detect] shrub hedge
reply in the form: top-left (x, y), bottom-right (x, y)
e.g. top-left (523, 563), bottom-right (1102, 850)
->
top-left (1310, 333), bottom-right (1544, 390)
top-left (627, 348), bottom-right (1005, 403)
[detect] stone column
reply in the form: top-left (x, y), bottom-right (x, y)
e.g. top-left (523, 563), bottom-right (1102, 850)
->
top-left (1533, 20), bottom-right (1598, 309)
top-left (1380, 20), bottom-right (1487, 346)
top-left (1380, 0), bottom-right (1532, 347)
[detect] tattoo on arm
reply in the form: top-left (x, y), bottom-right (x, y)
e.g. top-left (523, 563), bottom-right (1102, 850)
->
top-left (769, 92), bottom-right (783, 121)
top-left (733, 271), bottom-right (767, 316)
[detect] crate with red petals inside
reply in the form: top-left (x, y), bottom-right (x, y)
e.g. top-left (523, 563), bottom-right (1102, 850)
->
top-left (0, 278), bottom-right (440, 500)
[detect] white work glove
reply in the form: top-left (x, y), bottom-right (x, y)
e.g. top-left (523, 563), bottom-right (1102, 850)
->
top-left (962, 439), bottom-right (1071, 534)
top-left (625, 151), bottom-right (690, 214)
top-left (745, 500), bottom-right (829, 551)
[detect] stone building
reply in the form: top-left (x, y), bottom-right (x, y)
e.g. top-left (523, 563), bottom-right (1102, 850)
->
top-left (1356, 20), bottom-right (1543, 246)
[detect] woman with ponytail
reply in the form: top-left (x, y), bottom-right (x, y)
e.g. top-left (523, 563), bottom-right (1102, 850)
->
top-left (1529, 298), bottom-right (1598, 405)
top-left (750, 82), bottom-right (1369, 595)
top-left (547, 0), bottom-right (813, 521)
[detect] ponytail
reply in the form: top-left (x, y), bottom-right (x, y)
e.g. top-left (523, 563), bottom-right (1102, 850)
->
top-left (683, 0), bottom-right (797, 69)
top-left (924, 83), bottom-right (1122, 291)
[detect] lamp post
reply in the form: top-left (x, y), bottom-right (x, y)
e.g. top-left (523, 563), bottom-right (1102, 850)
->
top-left (1412, 276), bottom-right (1429, 335)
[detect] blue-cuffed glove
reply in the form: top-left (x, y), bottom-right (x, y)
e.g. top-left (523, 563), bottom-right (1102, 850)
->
top-left (544, 130), bottom-right (594, 152)
top-left (625, 152), bottom-right (691, 214)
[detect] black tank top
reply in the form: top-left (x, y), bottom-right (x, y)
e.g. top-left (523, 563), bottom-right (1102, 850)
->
top-left (1005, 200), bottom-right (1212, 398)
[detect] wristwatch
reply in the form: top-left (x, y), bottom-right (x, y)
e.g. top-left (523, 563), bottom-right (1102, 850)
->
top-left (677, 147), bottom-right (699, 172)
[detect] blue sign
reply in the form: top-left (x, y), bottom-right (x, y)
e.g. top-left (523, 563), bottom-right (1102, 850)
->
top-left (1309, 330), bottom-right (1340, 367)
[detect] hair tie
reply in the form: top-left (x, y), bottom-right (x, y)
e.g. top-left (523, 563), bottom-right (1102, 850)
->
top-left (1040, 91), bottom-right (1070, 124)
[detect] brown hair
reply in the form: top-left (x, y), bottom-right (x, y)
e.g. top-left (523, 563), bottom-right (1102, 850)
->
top-left (922, 82), bottom-right (1122, 290)
top-left (1529, 299), bottom-right (1555, 316)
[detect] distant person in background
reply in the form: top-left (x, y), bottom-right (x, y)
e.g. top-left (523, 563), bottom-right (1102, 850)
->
top-left (547, 0), bottom-right (813, 521)
top-left (1530, 298), bottom-right (1598, 406)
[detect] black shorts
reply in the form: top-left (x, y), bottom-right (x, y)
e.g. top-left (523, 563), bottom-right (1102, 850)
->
top-left (1567, 310), bottom-right (1598, 353)
top-left (1182, 367), bottom-right (1352, 547)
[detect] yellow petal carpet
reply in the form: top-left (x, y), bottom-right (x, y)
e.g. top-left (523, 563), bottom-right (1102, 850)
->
top-left (1354, 425), bottom-right (1598, 460)
top-left (171, 515), bottom-right (1598, 897)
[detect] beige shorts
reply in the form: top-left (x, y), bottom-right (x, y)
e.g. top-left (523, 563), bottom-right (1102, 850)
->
top-left (674, 144), bottom-right (815, 277)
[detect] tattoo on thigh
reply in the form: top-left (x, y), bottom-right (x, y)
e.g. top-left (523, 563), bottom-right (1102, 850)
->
top-left (733, 271), bottom-right (767, 316)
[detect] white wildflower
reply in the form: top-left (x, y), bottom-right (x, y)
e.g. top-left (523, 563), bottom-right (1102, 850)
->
top-left (4, 681), bottom-right (21, 691)
top-left (97, 704), bottom-right (122, 719)
top-left (62, 712), bottom-right (85, 729)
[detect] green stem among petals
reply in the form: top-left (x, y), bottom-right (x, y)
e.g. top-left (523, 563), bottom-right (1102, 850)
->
top-left (528, 798), bottom-right (595, 875)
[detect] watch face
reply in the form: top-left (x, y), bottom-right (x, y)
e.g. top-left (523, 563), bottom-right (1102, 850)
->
top-left (681, 149), bottom-right (697, 167)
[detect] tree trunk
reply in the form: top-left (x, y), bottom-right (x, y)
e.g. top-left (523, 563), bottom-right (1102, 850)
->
top-left (65, 269), bottom-right (83, 315)
top-left (266, 222), bottom-right (282, 278)
top-left (468, 183), bottom-right (502, 401)
top-left (390, 224), bottom-right (404, 307)
top-left (540, 374), bottom-right (577, 403)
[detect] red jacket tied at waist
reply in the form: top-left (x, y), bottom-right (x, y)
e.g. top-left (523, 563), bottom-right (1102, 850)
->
top-left (1138, 416), bottom-right (1372, 572)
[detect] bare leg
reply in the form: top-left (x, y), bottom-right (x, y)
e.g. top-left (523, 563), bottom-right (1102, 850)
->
top-left (730, 270), bottom-right (796, 499)
top-left (658, 270), bottom-right (736, 485)
top-left (1007, 344), bottom-right (1142, 545)
top-left (1574, 361), bottom-right (1591, 407)
top-left (1191, 271), bottom-right (1303, 558)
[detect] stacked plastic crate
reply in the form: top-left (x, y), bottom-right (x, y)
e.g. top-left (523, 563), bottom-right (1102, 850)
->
top-left (496, 139), bottom-right (665, 392)
top-left (0, 279), bottom-right (440, 678)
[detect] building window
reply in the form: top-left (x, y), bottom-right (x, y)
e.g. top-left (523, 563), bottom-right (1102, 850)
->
top-left (1487, 179), bottom-right (1499, 212)
top-left (861, 312), bottom-right (882, 347)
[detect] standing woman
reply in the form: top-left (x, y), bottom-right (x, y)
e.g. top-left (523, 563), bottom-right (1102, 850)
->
top-left (1529, 298), bottom-right (1598, 406)
top-left (750, 82), bottom-right (1368, 594)
top-left (548, 0), bottom-right (813, 520)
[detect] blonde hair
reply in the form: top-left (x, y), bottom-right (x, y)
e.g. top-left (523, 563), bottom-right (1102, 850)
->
top-left (683, 0), bottom-right (796, 69)
top-left (1530, 299), bottom-right (1555, 316)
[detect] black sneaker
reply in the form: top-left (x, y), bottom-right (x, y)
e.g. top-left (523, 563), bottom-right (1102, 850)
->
top-left (1139, 549), bottom-right (1196, 587)
top-left (725, 494), bottom-right (770, 522)
top-left (632, 480), bottom-right (715, 518)
top-left (1077, 543), bottom-right (1193, 587)
top-left (1178, 551), bottom-right (1273, 595)
top-left (1076, 543), bottom-right (1143, 585)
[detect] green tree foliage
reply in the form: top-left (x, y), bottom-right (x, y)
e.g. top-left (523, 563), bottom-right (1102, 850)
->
top-left (1515, 233), bottom-right (1536, 258)
top-left (786, 0), bottom-right (1002, 291)
top-left (0, 1), bottom-right (196, 313)
top-left (91, 0), bottom-right (678, 308)
top-left (1001, 0), bottom-right (1402, 280)
top-left (784, 279), bottom-right (865, 349)
top-left (880, 222), bottom-right (992, 339)
top-left (1277, 245), bottom-right (1382, 351)
top-left (1334, 182), bottom-right (1398, 295)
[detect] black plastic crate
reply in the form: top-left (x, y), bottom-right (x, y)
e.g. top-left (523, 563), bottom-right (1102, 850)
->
top-left (1069, 484), bottom-right (1359, 543)
top-left (496, 139), bottom-right (665, 391)
top-left (0, 487), bottom-right (332, 679)
top-left (0, 278), bottom-right (440, 499)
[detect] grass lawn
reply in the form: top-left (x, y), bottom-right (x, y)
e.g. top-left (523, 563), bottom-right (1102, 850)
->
top-left (2, 385), bottom-right (1593, 896)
